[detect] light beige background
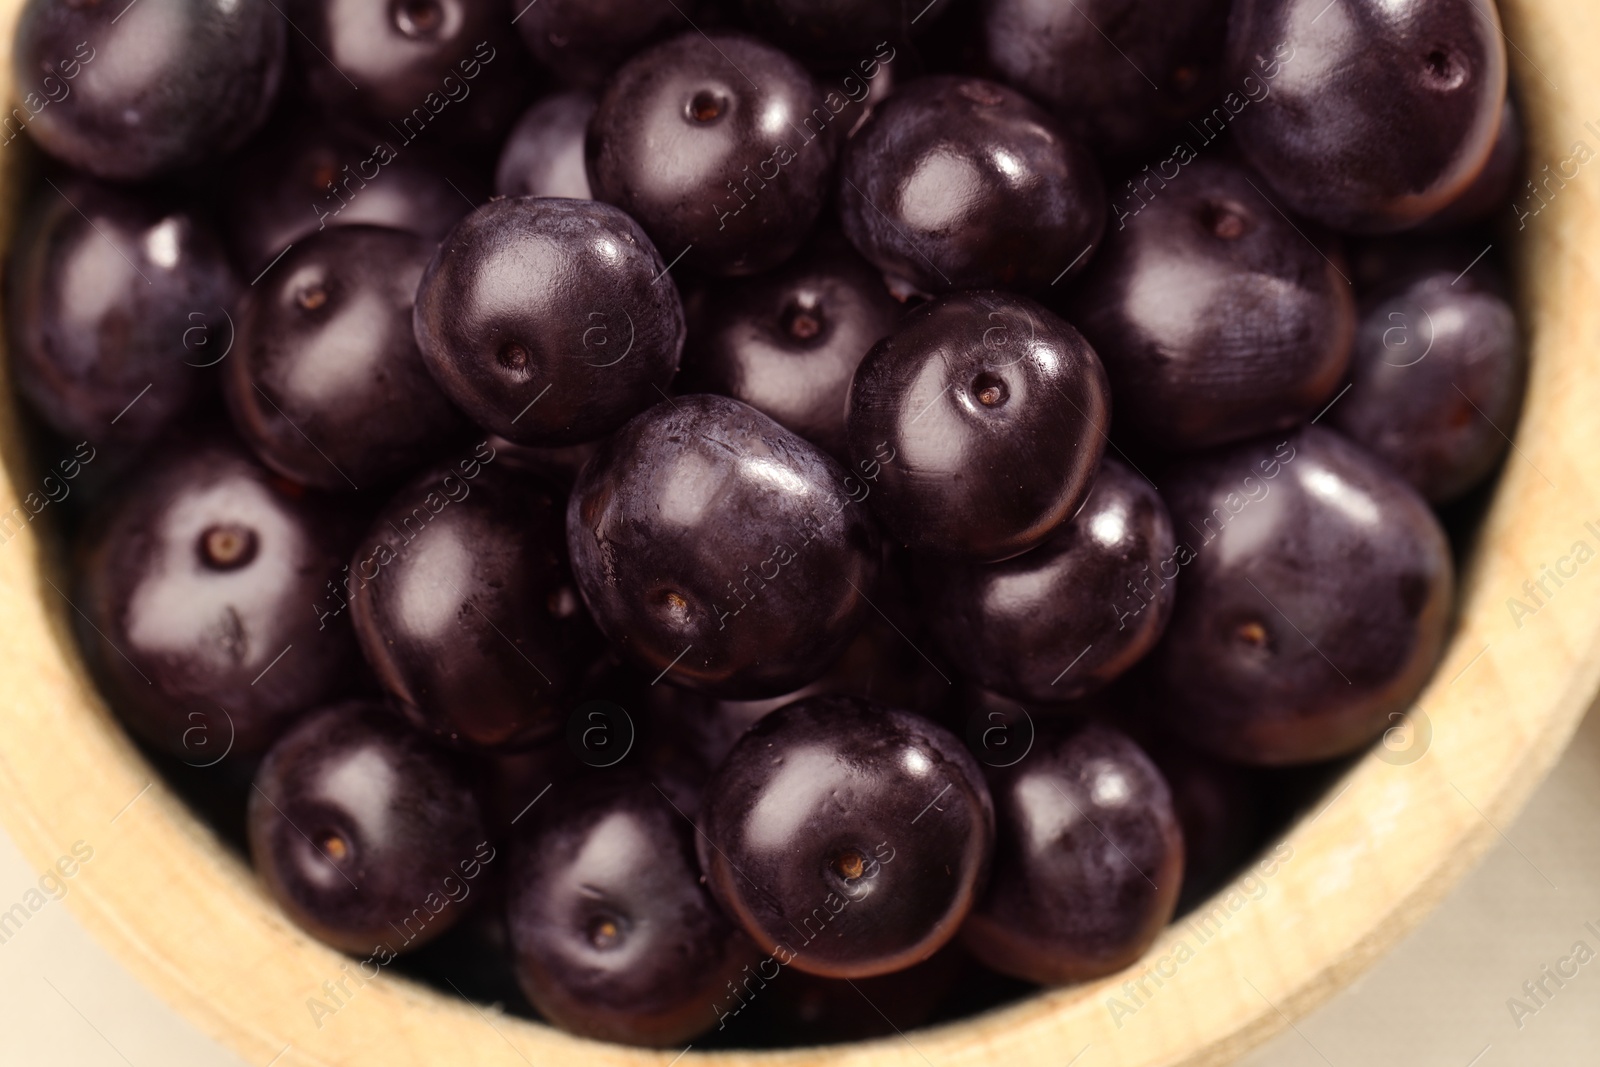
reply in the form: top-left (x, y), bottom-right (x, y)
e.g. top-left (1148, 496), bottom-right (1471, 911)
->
top-left (3, 704), bottom-right (1599, 1067)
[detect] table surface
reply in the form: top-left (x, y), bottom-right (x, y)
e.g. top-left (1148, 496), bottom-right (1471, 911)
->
top-left (3, 702), bottom-right (1598, 1067)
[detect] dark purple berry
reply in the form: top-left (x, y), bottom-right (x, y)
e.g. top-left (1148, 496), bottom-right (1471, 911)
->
top-left (920, 458), bottom-right (1177, 702)
top-left (495, 91), bottom-right (596, 200)
top-left (1227, 0), bottom-right (1507, 231)
top-left (587, 32), bottom-right (839, 276)
top-left (846, 291), bottom-right (1110, 561)
top-left (566, 394), bottom-right (880, 697)
top-left (222, 112), bottom-right (485, 276)
top-left (414, 196), bottom-right (686, 445)
top-left (248, 702), bottom-right (490, 955)
top-left (839, 75), bottom-right (1105, 294)
top-left (1331, 255), bottom-right (1523, 503)
top-left (1145, 426), bottom-right (1454, 765)
top-left (289, 0), bottom-right (533, 148)
top-left (1068, 156), bottom-right (1354, 453)
top-left (506, 774), bottom-right (750, 1045)
top-left (962, 720), bottom-right (1183, 983)
top-left (7, 181), bottom-right (235, 449)
top-left (226, 225), bottom-right (470, 490)
top-left (981, 0), bottom-right (1230, 158)
top-left (682, 231), bottom-right (902, 459)
top-left (349, 454), bottom-right (597, 751)
top-left (698, 695), bottom-right (994, 978)
top-left (13, 0), bottom-right (284, 179)
top-left (515, 0), bottom-right (686, 87)
top-left (75, 434), bottom-right (359, 759)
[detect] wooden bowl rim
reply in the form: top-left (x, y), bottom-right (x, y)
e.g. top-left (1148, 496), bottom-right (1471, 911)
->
top-left (2, 2), bottom-right (1599, 1065)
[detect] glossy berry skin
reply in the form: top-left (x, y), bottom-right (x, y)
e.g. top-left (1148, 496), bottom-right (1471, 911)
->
top-left (495, 92), bottom-right (595, 200)
top-left (7, 181), bottom-right (235, 449)
top-left (350, 455), bottom-right (596, 751)
top-left (567, 395), bottom-right (880, 697)
top-left (249, 702), bottom-right (490, 956)
top-left (587, 32), bottom-right (838, 276)
top-left (698, 696), bottom-right (994, 979)
top-left (1067, 157), bottom-right (1354, 453)
top-left (290, 0), bottom-right (532, 147)
top-left (839, 76), bottom-right (1105, 294)
top-left (1424, 98), bottom-right (1523, 230)
top-left (962, 720), bottom-right (1182, 984)
top-left (414, 196), bottom-right (685, 446)
top-left (226, 226), bottom-right (470, 490)
top-left (920, 458), bottom-right (1177, 702)
top-left (981, 0), bottom-right (1230, 158)
top-left (1227, 0), bottom-right (1507, 231)
top-left (1146, 426), bottom-right (1454, 765)
top-left (682, 232), bottom-right (901, 459)
top-left (506, 774), bottom-right (750, 1046)
top-left (1331, 261), bottom-right (1522, 503)
top-left (223, 113), bottom-right (482, 275)
top-left (13, 0), bottom-right (284, 179)
top-left (75, 435), bottom-right (359, 759)
top-left (846, 292), bottom-right (1110, 561)
top-left (515, 0), bottom-right (685, 87)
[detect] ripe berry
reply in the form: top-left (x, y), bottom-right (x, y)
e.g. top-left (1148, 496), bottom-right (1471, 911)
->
top-left (963, 720), bottom-right (1182, 983)
top-left (14, 0), bottom-right (284, 178)
top-left (1144, 426), bottom-right (1454, 765)
top-left (75, 434), bottom-right (359, 759)
top-left (249, 702), bottom-right (489, 955)
top-left (506, 774), bottom-right (750, 1045)
top-left (414, 196), bottom-right (686, 445)
top-left (919, 458), bottom-right (1177, 701)
top-left (1227, 0), bottom-right (1507, 230)
top-left (227, 226), bottom-right (470, 490)
top-left (7, 181), bottom-right (235, 449)
top-left (698, 696), bottom-right (994, 978)
top-left (567, 395), bottom-right (880, 697)
top-left (846, 292), bottom-right (1110, 560)
top-left (587, 32), bottom-right (838, 276)
top-left (840, 76), bottom-right (1106, 293)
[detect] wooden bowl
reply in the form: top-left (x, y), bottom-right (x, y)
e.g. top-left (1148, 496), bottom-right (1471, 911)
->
top-left (3, 2), bottom-right (1599, 1064)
